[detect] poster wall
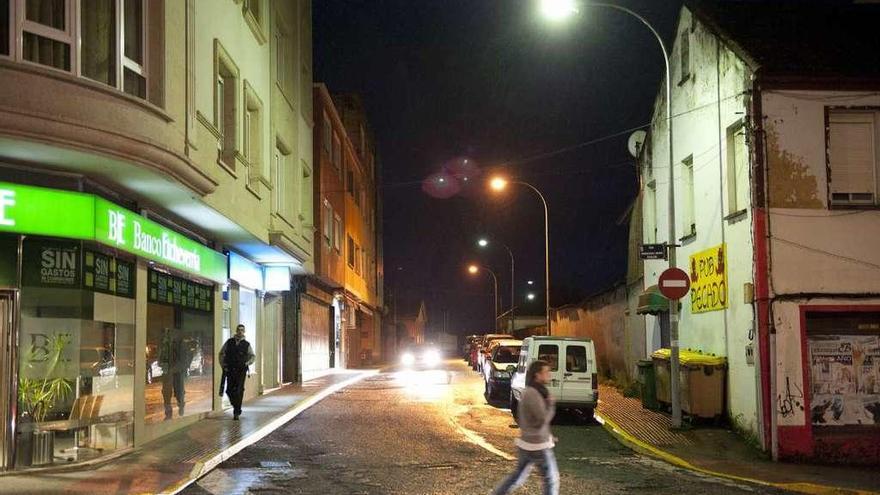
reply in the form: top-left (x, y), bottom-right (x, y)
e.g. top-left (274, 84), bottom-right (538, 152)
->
top-left (809, 335), bottom-right (880, 426)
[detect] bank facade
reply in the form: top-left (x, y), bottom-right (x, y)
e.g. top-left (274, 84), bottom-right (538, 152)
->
top-left (0, 0), bottom-right (314, 469)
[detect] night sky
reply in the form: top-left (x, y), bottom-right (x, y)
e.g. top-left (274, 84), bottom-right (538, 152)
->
top-left (314, 0), bottom-right (683, 335)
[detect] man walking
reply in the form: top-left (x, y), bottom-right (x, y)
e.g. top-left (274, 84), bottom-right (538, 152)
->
top-left (492, 360), bottom-right (560, 495)
top-left (219, 324), bottom-right (255, 420)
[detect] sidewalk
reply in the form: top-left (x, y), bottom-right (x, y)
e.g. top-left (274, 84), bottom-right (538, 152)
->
top-left (1, 369), bottom-right (375, 495)
top-left (595, 384), bottom-right (880, 495)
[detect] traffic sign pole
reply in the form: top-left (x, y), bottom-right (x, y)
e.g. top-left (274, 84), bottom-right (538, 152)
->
top-left (658, 267), bottom-right (690, 430)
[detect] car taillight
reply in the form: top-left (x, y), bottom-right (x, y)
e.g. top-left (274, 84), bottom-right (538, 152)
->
top-left (591, 373), bottom-right (598, 390)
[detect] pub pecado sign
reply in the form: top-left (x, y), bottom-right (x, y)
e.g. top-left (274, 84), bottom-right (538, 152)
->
top-left (0, 182), bottom-right (227, 283)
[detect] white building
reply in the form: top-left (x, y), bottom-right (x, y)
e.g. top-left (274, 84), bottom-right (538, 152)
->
top-left (639, 1), bottom-right (880, 464)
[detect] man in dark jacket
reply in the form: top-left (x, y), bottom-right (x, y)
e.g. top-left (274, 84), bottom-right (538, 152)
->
top-left (492, 359), bottom-right (559, 495)
top-left (219, 324), bottom-right (255, 420)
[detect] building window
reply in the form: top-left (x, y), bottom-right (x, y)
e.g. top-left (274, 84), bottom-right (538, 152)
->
top-left (272, 142), bottom-right (292, 218)
top-left (354, 245), bottom-right (361, 275)
top-left (214, 42), bottom-right (239, 168)
top-left (828, 110), bottom-right (879, 206)
top-left (274, 20), bottom-right (288, 92)
top-left (300, 163), bottom-right (312, 221)
top-left (322, 113), bottom-right (332, 157)
top-left (121, 0), bottom-right (145, 98)
top-left (679, 29), bottom-right (690, 83)
top-left (346, 170), bottom-right (354, 196)
top-left (682, 155), bottom-right (695, 238)
top-left (322, 200), bottom-right (332, 245)
top-left (1, 0), bottom-right (9, 56)
top-left (80, 0), bottom-right (115, 86)
top-left (333, 214), bottom-right (342, 252)
top-left (347, 235), bottom-right (354, 268)
top-left (242, 0), bottom-right (265, 44)
top-left (243, 83), bottom-right (263, 175)
top-left (726, 122), bottom-right (750, 215)
top-left (332, 134), bottom-right (342, 172)
top-left (645, 180), bottom-right (657, 243)
top-left (20, 0), bottom-right (73, 71)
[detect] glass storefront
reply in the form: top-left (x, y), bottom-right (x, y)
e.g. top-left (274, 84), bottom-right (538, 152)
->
top-left (144, 269), bottom-right (214, 424)
top-left (16, 237), bottom-right (135, 467)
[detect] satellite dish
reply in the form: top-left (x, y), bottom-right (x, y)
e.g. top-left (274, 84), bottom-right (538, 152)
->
top-left (627, 130), bottom-right (647, 158)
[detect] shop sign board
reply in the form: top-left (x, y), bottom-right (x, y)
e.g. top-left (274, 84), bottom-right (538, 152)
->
top-left (83, 249), bottom-right (136, 298)
top-left (0, 182), bottom-right (227, 283)
top-left (23, 239), bottom-right (81, 288)
top-left (689, 243), bottom-right (728, 314)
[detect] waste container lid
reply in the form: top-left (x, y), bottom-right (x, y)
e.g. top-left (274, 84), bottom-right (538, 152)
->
top-left (637, 359), bottom-right (654, 367)
top-left (650, 348), bottom-right (726, 366)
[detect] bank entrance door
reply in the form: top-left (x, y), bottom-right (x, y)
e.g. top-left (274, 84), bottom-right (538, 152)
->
top-left (0, 291), bottom-right (19, 470)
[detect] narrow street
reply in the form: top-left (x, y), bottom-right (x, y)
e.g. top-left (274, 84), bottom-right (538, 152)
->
top-left (183, 361), bottom-right (781, 495)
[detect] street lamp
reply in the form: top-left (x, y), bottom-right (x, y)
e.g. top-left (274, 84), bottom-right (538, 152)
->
top-left (467, 264), bottom-right (499, 329)
top-left (527, 293), bottom-right (536, 301)
top-left (539, 0), bottom-right (684, 428)
top-left (477, 237), bottom-right (516, 333)
top-left (489, 176), bottom-right (551, 335)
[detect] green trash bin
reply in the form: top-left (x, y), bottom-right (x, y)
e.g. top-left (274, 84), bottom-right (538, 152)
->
top-left (637, 359), bottom-right (659, 410)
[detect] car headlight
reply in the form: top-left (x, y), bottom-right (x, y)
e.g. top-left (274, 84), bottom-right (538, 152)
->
top-left (401, 352), bottom-right (415, 366)
top-left (423, 350), bottom-right (441, 366)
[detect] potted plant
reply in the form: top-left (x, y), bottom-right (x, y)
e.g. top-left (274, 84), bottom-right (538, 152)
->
top-left (17, 334), bottom-right (74, 466)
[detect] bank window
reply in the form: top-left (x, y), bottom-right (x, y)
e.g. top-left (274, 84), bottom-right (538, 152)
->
top-left (333, 214), bottom-right (342, 252)
top-left (682, 155), bottom-right (696, 238)
top-left (828, 110), bottom-right (879, 206)
top-left (347, 235), bottom-right (354, 268)
top-left (537, 344), bottom-right (559, 372)
top-left (726, 122), bottom-right (750, 215)
top-left (806, 312), bottom-right (880, 427)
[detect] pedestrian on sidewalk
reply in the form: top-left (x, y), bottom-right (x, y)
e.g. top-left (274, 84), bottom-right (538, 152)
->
top-left (492, 359), bottom-right (559, 495)
top-left (219, 324), bottom-right (255, 420)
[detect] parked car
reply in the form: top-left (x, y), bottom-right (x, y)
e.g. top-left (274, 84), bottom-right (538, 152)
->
top-left (509, 336), bottom-right (598, 419)
top-left (477, 334), bottom-right (514, 372)
top-left (482, 339), bottom-right (522, 401)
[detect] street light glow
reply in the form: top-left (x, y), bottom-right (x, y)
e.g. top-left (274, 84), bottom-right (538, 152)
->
top-left (527, 280), bottom-right (534, 285)
top-left (489, 177), bottom-right (508, 191)
top-left (468, 265), bottom-right (479, 274)
top-left (539, 0), bottom-right (578, 22)
top-left (477, 238), bottom-right (489, 247)
top-left (527, 293), bottom-right (536, 301)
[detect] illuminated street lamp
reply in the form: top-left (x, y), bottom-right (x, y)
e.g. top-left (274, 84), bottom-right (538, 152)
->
top-left (477, 237), bottom-right (516, 332)
top-left (527, 293), bottom-right (536, 301)
top-left (489, 176), bottom-right (551, 335)
top-left (467, 264), bottom-right (499, 328)
top-left (538, 0), bottom-right (684, 428)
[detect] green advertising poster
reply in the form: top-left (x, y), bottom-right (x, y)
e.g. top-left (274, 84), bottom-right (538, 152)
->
top-left (0, 182), bottom-right (227, 283)
top-left (116, 259), bottom-right (135, 298)
top-left (23, 239), bottom-right (81, 288)
top-left (148, 269), bottom-right (213, 312)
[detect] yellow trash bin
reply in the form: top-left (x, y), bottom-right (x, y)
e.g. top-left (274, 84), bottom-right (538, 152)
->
top-left (651, 349), bottom-right (727, 419)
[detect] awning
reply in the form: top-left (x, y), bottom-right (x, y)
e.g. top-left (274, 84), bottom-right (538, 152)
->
top-left (637, 285), bottom-right (669, 315)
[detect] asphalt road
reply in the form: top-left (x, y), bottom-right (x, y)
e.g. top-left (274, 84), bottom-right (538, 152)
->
top-left (183, 360), bottom-right (781, 494)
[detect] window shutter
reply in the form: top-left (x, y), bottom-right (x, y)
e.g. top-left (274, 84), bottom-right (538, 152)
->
top-left (829, 113), bottom-right (876, 204)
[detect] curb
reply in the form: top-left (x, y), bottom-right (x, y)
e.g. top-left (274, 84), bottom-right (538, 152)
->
top-left (160, 370), bottom-right (379, 495)
top-left (594, 412), bottom-right (879, 495)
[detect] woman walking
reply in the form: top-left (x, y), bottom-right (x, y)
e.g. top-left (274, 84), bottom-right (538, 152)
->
top-left (492, 359), bottom-right (560, 495)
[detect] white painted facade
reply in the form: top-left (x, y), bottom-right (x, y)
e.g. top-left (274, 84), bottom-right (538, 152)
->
top-left (640, 7), bottom-right (760, 436)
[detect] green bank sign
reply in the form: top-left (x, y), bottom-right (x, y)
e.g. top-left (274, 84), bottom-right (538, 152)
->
top-left (0, 182), bottom-right (227, 283)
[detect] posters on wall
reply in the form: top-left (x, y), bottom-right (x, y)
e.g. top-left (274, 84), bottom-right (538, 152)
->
top-left (23, 239), bottom-right (81, 288)
top-left (83, 249), bottom-right (135, 298)
top-left (810, 335), bottom-right (880, 426)
top-left (148, 269), bottom-right (213, 312)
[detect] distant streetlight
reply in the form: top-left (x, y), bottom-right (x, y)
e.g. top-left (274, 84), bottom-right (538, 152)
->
top-left (467, 264), bottom-right (499, 328)
top-left (527, 280), bottom-right (534, 285)
top-left (489, 176), bottom-right (551, 335)
top-left (538, 0), bottom-right (684, 428)
top-left (477, 237), bottom-right (516, 332)
top-left (527, 293), bottom-right (536, 301)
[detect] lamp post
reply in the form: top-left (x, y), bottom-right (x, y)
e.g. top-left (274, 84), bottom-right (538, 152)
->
top-left (489, 177), bottom-right (551, 335)
top-left (539, 0), bottom-right (682, 428)
top-left (478, 237), bottom-right (516, 333)
top-left (468, 264), bottom-right (499, 329)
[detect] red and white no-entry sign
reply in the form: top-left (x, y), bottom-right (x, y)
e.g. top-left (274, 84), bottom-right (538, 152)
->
top-left (658, 268), bottom-right (691, 300)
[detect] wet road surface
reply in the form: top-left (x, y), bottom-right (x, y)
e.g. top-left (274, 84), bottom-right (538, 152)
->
top-left (183, 360), bottom-right (781, 494)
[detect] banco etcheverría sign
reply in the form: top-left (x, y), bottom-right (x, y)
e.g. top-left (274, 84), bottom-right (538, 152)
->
top-left (0, 182), bottom-right (226, 283)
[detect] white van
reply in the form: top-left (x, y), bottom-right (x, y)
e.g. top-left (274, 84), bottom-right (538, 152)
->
top-left (509, 336), bottom-right (598, 417)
